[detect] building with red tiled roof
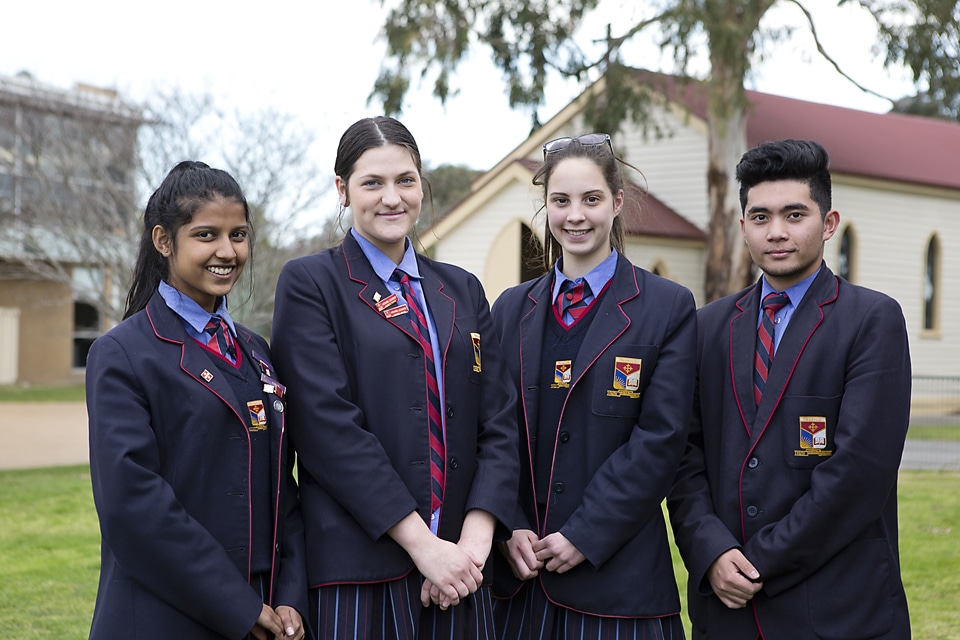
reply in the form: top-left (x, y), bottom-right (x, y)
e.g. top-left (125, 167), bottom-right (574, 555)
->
top-left (422, 69), bottom-right (959, 376)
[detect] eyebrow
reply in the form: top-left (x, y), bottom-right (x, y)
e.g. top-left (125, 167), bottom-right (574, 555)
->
top-left (747, 201), bottom-right (811, 215)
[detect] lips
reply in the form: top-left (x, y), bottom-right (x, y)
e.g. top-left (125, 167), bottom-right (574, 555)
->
top-left (565, 229), bottom-right (591, 237)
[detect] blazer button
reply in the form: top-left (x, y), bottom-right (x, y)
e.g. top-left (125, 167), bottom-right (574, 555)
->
top-left (553, 482), bottom-right (564, 494)
top-left (559, 431), bottom-right (570, 443)
top-left (747, 457), bottom-right (759, 469)
top-left (449, 457), bottom-right (459, 470)
top-left (446, 406), bottom-right (454, 418)
top-left (746, 505), bottom-right (759, 517)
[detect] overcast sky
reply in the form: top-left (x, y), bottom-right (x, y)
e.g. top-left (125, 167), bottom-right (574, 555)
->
top-left (3, 0), bottom-right (916, 223)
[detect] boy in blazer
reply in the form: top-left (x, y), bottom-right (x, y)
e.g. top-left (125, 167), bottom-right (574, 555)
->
top-left (669, 139), bottom-right (911, 639)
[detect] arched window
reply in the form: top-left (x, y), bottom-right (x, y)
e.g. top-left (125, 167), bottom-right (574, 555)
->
top-left (838, 226), bottom-right (856, 282)
top-left (923, 234), bottom-right (940, 331)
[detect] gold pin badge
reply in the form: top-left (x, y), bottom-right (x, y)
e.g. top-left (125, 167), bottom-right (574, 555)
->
top-left (201, 369), bottom-right (214, 382)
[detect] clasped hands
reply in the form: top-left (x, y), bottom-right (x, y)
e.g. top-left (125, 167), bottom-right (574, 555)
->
top-left (500, 528), bottom-right (586, 581)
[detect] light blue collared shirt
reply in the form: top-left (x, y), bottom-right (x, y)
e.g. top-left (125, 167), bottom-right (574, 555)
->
top-left (551, 249), bottom-right (619, 323)
top-left (757, 267), bottom-right (820, 354)
top-left (158, 280), bottom-right (237, 347)
top-left (351, 229), bottom-right (446, 533)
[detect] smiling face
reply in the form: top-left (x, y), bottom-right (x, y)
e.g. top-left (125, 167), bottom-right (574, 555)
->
top-left (153, 197), bottom-right (249, 313)
top-left (546, 156), bottom-right (624, 278)
top-left (740, 179), bottom-right (839, 291)
top-left (337, 143), bottom-right (423, 265)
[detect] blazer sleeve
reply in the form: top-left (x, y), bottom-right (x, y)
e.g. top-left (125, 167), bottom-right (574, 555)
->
top-left (86, 334), bottom-right (262, 640)
top-left (271, 257), bottom-right (419, 541)
top-left (667, 318), bottom-right (746, 593)
top-left (560, 283), bottom-right (698, 568)
top-left (742, 294), bottom-right (911, 595)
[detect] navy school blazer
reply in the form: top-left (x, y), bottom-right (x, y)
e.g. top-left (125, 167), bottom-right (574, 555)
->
top-left (86, 292), bottom-right (306, 640)
top-left (490, 254), bottom-right (697, 617)
top-left (669, 265), bottom-right (912, 639)
top-left (270, 232), bottom-right (519, 587)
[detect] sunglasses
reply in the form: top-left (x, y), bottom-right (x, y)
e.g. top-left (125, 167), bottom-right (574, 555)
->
top-left (542, 133), bottom-right (613, 158)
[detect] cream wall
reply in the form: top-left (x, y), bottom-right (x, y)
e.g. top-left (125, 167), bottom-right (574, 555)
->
top-left (623, 239), bottom-right (706, 306)
top-left (829, 178), bottom-right (960, 376)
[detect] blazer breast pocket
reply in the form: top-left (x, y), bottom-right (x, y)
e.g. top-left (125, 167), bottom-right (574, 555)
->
top-left (591, 345), bottom-right (659, 418)
top-left (779, 394), bottom-right (842, 469)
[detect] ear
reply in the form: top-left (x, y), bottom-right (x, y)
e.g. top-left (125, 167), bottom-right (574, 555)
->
top-left (152, 225), bottom-right (172, 257)
top-left (335, 175), bottom-right (349, 207)
top-left (822, 209), bottom-right (840, 242)
top-left (613, 189), bottom-right (624, 217)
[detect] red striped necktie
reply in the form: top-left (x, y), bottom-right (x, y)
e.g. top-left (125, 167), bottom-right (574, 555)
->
top-left (393, 269), bottom-right (444, 512)
top-left (754, 292), bottom-right (790, 405)
top-left (556, 279), bottom-right (592, 326)
top-left (204, 315), bottom-right (236, 362)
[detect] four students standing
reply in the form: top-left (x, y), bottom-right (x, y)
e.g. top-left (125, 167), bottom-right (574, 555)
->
top-left (86, 132), bottom-right (912, 639)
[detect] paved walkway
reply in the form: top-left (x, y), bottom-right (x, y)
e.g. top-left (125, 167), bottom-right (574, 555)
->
top-left (1, 402), bottom-right (89, 470)
top-left (1, 402), bottom-right (959, 471)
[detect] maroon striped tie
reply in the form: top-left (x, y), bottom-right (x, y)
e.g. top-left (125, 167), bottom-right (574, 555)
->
top-left (204, 316), bottom-right (236, 362)
top-left (754, 292), bottom-right (789, 405)
top-left (394, 269), bottom-right (444, 511)
top-left (556, 280), bottom-right (592, 326)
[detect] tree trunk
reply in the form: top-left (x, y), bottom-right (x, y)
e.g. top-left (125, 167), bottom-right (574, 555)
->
top-left (703, 74), bottom-right (749, 302)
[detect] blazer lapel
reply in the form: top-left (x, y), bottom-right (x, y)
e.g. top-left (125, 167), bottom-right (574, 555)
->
top-left (753, 268), bottom-right (839, 439)
top-left (731, 285), bottom-right (761, 435)
top-left (419, 263), bottom-right (456, 358)
top-left (342, 233), bottom-right (420, 342)
top-left (568, 255), bottom-right (634, 389)
top-left (145, 294), bottom-right (245, 428)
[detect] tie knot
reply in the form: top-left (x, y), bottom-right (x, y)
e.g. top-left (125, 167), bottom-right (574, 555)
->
top-left (392, 268), bottom-right (411, 286)
top-left (205, 316), bottom-right (221, 334)
top-left (762, 292), bottom-right (789, 311)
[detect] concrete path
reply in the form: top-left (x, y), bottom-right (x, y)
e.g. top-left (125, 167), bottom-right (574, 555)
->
top-left (1, 402), bottom-right (959, 471)
top-left (1, 402), bottom-right (89, 470)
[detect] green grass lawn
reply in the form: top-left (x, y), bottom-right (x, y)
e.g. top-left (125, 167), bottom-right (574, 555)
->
top-left (0, 384), bottom-right (86, 402)
top-left (1, 466), bottom-right (957, 638)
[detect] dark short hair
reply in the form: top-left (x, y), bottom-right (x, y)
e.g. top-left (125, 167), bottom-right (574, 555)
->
top-left (736, 139), bottom-right (832, 216)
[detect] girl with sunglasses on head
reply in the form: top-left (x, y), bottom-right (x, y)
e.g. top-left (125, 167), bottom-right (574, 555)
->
top-left (86, 161), bottom-right (306, 640)
top-left (270, 116), bottom-right (519, 639)
top-left (489, 134), bottom-right (696, 638)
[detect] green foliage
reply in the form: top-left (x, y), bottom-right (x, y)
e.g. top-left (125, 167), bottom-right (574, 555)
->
top-left (862, 0), bottom-right (960, 120)
top-left (423, 162), bottom-right (484, 218)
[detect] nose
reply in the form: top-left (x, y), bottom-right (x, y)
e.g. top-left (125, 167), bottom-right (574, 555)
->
top-left (767, 218), bottom-right (788, 239)
top-left (567, 203), bottom-right (586, 222)
top-left (214, 236), bottom-right (238, 259)
top-left (381, 184), bottom-right (401, 207)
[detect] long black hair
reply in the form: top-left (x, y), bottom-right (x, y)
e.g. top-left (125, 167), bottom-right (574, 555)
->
top-left (123, 161), bottom-right (252, 319)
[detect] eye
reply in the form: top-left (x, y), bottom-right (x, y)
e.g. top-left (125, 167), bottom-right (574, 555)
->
top-left (362, 179), bottom-right (380, 188)
top-left (787, 210), bottom-right (805, 219)
top-left (551, 196), bottom-right (569, 206)
top-left (231, 229), bottom-right (248, 240)
top-left (585, 195), bottom-right (602, 204)
top-left (399, 176), bottom-right (416, 185)
top-left (196, 230), bottom-right (214, 239)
